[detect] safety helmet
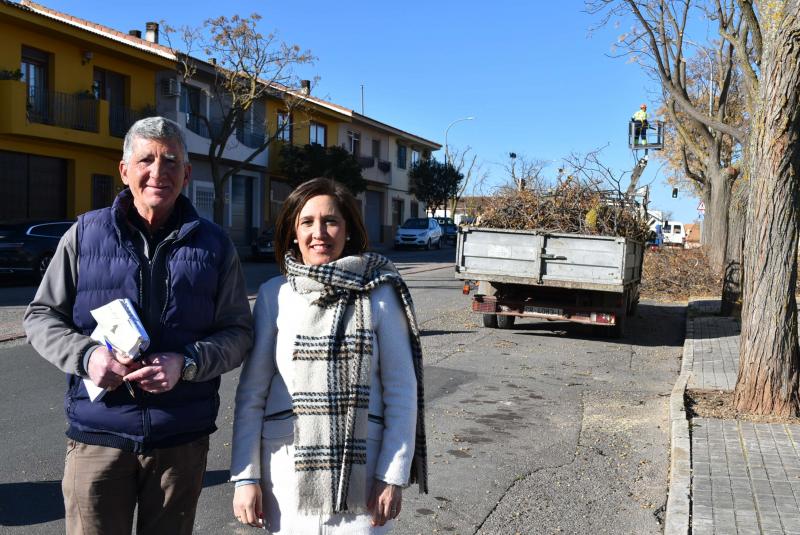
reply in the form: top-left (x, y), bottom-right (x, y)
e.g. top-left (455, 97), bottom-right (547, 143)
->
top-left (641, 104), bottom-right (647, 109)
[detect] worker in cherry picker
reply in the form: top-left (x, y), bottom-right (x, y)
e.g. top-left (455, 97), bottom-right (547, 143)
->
top-left (631, 103), bottom-right (649, 146)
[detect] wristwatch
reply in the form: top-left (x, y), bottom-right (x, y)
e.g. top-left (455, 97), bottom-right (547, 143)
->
top-left (181, 355), bottom-right (198, 381)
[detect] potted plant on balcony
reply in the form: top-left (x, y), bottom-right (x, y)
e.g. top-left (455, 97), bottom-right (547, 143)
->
top-left (0, 69), bottom-right (23, 81)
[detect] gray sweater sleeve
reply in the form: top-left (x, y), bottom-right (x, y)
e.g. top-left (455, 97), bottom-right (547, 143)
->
top-left (185, 238), bottom-right (254, 382)
top-left (23, 224), bottom-right (99, 377)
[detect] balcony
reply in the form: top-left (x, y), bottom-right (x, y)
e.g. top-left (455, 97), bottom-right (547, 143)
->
top-left (186, 113), bottom-right (209, 138)
top-left (377, 160), bottom-right (391, 173)
top-left (236, 128), bottom-right (265, 149)
top-left (27, 89), bottom-right (97, 132)
top-left (357, 156), bottom-right (375, 169)
top-left (109, 105), bottom-right (157, 138)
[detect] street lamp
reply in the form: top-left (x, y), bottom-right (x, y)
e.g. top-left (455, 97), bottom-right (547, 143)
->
top-left (444, 116), bottom-right (474, 167)
top-left (684, 40), bottom-right (714, 113)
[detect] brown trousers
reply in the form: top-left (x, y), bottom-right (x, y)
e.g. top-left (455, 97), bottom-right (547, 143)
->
top-left (62, 436), bottom-right (209, 535)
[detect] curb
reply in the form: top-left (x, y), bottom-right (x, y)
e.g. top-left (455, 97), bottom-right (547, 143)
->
top-left (664, 303), bottom-right (694, 535)
top-left (0, 332), bottom-right (25, 342)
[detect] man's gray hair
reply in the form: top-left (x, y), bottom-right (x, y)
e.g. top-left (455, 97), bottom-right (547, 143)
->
top-left (122, 116), bottom-right (189, 164)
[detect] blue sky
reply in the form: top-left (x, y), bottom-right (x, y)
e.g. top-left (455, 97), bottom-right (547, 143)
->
top-left (43, 0), bottom-right (702, 223)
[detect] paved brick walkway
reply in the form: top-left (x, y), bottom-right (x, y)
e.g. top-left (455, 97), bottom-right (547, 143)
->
top-left (682, 302), bottom-right (800, 535)
top-left (686, 315), bottom-right (740, 390)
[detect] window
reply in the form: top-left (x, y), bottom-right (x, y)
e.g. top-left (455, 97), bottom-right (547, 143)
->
top-left (92, 174), bottom-right (115, 209)
top-left (21, 46), bottom-right (49, 122)
top-left (31, 222), bottom-right (73, 238)
top-left (180, 84), bottom-right (206, 136)
top-left (95, 68), bottom-right (129, 137)
top-left (310, 122), bottom-right (326, 146)
top-left (348, 131), bottom-right (361, 155)
top-left (372, 139), bottom-right (381, 159)
top-left (411, 149), bottom-right (420, 167)
top-left (397, 145), bottom-right (407, 169)
top-left (410, 201), bottom-right (419, 218)
top-left (277, 112), bottom-right (292, 142)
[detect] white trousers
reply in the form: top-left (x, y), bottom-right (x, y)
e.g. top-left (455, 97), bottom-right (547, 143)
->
top-left (260, 436), bottom-right (395, 535)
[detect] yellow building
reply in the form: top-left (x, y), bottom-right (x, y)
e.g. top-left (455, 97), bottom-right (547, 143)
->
top-left (265, 92), bottom-right (441, 246)
top-left (0, 1), bottom-right (442, 249)
top-left (0, 0), bottom-right (173, 219)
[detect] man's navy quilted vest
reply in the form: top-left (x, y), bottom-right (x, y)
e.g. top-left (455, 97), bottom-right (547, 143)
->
top-left (66, 191), bottom-right (228, 450)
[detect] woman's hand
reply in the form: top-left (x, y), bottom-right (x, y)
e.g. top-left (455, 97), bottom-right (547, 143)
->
top-left (233, 483), bottom-right (264, 528)
top-left (367, 479), bottom-right (402, 527)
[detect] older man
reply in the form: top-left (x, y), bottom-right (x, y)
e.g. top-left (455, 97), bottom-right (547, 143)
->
top-left (24, 116), bottom-right (254, 534)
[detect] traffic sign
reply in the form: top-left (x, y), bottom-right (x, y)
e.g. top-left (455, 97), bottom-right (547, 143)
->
top-left (697, 201), bottom-right (705, 214)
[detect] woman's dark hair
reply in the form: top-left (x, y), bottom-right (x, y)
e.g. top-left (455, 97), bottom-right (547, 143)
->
top-left (274, 177), bottom-right (369, 274)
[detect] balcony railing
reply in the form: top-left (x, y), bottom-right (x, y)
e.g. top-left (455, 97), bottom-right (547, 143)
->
top-left (110, 105), bottom-right (157, 138)
top-left (357, 156), bottom-right (375, 169)
top-left (236, 128), bottom-right (265, 149)
top-left (186, 113), bottom-right (209, 138)
top-left (27, 89), bottom-right (97, 132)
top-left (377, 159), bottom-right (391, 173)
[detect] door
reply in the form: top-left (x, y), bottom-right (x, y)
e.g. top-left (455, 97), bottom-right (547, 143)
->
top-left (229, 175), bottom-right (254, 248)
top-left (0, 150), bottom-right (66, 219)
top-left (365, 190), bottom-right (383, 245)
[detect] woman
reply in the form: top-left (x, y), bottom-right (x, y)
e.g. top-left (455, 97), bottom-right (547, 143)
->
top-left (230, 178), bottom-right (427, 533)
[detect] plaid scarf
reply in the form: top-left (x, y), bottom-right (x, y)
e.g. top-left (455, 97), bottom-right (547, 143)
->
top-left (285, 252), bottom-right (428, 514)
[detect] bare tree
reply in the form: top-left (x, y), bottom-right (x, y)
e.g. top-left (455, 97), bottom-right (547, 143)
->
top-left (586, 0), bottom-right (750, 274)
top-left (164, 14), bottom-right (314, 224)
top-left (445, 146), bottom-right (488, 217)
top-left (735, 1), bottom-right (800, 416)
top-left (503, 153), bottom-right (549, 192)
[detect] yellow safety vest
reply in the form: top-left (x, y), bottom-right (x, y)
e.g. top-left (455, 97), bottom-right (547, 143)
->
top-left (632, 109), bottom-right (648, 122)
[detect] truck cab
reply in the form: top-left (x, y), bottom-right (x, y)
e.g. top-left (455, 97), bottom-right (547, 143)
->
top-left (662, 221), bottom-right (686, 247)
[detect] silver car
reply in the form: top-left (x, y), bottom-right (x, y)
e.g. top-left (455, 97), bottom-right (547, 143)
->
top-left (394, 218), bottom-right (443, 250)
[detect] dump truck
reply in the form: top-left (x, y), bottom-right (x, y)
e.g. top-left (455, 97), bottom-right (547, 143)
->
top-left (455, 227), bottom-right (644, 337)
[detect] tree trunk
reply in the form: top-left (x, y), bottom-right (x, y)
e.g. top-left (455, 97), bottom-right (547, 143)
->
top-left (211, 158), bottom-right (226, 226)
top-left (736, 2), bottom-right (800, 416)
top-left (721, 193), bottom-right (745, 317)
top-left (703, 166), bottom-right (732, 272)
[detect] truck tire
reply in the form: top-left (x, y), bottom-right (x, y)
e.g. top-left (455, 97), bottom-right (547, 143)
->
top-left (610, 313), bottom-right (626, 338)
top-left (627, 289), bottom-right (640, 316)
top-left (497, 314), bottom-right (516, 329)
top-left (482, 314), bottom-right (498, 328)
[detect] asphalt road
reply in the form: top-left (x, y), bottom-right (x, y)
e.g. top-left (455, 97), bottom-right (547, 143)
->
top-left (0, 246), bottom-right (684, 534)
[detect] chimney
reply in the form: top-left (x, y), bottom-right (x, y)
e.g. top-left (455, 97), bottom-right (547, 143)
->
top-left (145, 22), bottom-right (159, 44)
top-left (300, 79), bottom-right (311, 95)
top-left (129, 30), bottom-right (142, 38)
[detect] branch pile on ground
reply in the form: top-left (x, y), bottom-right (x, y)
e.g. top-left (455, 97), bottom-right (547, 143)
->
top-left (477, 181), bottom-right (650, 241)
top-left (640, 247), bottom-right (721, 301)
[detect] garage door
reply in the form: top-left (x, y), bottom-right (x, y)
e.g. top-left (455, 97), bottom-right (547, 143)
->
top-left (0, 150), bottom-right (67, 219)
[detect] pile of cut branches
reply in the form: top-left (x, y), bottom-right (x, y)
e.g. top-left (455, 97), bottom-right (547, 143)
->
top-left (640, 247), bottom-right (721, 301)
top-left (477, 180), bottom-right (650, 241)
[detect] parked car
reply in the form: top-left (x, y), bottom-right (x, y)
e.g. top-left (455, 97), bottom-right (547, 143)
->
top-left (434, 216), bottom-right (454, 227)
top-left (441, 223), bottom-right (458, 244)
top-left (662, 221), bottom-right (686, 247)
top-left (0, 219), bottom-right (74, 280)
top-left (394, 218), bottom-right (443, 249)
top-left (251, 225), bottom-right (276, 261)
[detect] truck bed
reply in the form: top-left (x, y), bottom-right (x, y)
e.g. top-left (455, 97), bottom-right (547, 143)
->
top-left (455, 227), bottom-right (643, 293)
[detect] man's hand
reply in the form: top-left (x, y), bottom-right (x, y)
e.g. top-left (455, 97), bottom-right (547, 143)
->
top-left (87, 346), bottom-right (141, 389)
top-left (124, 352), bottom-right (184, 394)
top-left (367, 480), bottom-right (402, 527)
top-left (233, 483), bottom-right (264, 528)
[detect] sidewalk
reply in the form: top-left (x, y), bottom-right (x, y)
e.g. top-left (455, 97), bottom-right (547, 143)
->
top-left (666, 299), bottom-right (800, 535)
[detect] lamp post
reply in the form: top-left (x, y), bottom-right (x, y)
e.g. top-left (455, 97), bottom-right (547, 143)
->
top-left (444, 116), bottom-right (474, 219)
top-left (444, 116), bottom-right (474, 168)
top-left (684, 40), bottom-right (714, 113)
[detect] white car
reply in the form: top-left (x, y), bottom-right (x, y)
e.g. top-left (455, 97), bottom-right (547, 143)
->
top-left (394, 218), bottom-right (443, 249)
